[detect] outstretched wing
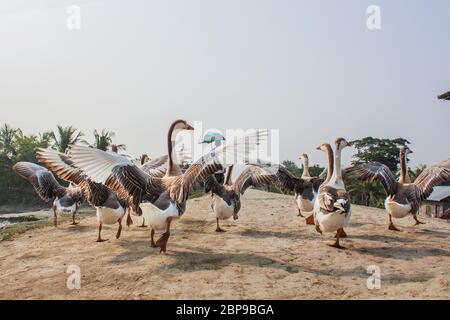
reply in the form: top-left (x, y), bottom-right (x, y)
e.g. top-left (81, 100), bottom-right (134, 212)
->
top-left (36, 148), bottom-right (87, 185)
top-left (13, 162), bottom-right (66, 201)
top-left (414, 158), bottom-right (450, 200)
top-left (234, 164), bottom-right (279, 195)
top-left (67, 145), bottom-right (164, 203)
top-left (345, 162), bottom-right (399, 196)
top-left (168, 129), bottom-right (269, 203)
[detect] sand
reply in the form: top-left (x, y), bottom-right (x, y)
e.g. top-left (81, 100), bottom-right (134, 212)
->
top-left (1, 189), bottom-right (450, 300)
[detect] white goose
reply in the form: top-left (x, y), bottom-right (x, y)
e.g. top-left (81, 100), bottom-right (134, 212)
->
top-left (68, 123), bottom-right (268, 253)
top-left (13, 162), bottom-right (84, 226)
top-left (204, 163), bottom-right (292, 232)
top-left (36, 148), bottom-right (129, 242)
top-left (347, 150), bottom-right (450, 231)
top-left (313, 138), bottom-right (352, 249)
top-left (296, 153), bottom-right (324, 225)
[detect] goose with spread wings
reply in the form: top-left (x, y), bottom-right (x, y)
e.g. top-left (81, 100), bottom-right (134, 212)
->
top-left (346, 154), bottom-right (450, 231)
top-left (204, 162), bottom-right (301, 232)
top-left (36, 148), bottom-right (131, 242)
top-left (13, 162), bottom-right (84, 226)
top-left (67, 127), bottom-right (268, 253)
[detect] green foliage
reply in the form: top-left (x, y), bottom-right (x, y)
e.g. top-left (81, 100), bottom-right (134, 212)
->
top-left (345, 137), bottom-right (411, 208)
top-left (92, 129), bottom-right (125, 151)
top-left (0, 124), bottom-right (126, 209)
top-left (51, 125), bottom-right (85, 153)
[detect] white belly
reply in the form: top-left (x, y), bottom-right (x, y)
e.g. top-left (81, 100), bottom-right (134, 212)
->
top-left (212, 196), bottom-right (235, 220)
top-left (97, 206), bottom-right (125, 225)
top-left (313, 199), bottom-right (351, 233)
top-left (296, 196), bottom-right (314, 213)
top-left (140, 202), bottom-right (179, 231)
top-left (385, 198), bottom-right (411, 218)
top-left (54, 199), bottom-right (77, 216)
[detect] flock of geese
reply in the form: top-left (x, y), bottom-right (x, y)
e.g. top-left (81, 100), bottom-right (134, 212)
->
top-left (12, 119), bottom-right (450, 251)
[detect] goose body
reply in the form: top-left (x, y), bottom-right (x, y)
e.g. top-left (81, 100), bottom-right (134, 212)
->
top-left (313, 138), bottom-right (352, 249)
top-left (347, 146), bottom-right (450, 231)
top-left (13, 162), bottom-right (84, 226)
top-left (295, 154), bottom-right (322, 219)
top-left (211, 195), bottom-right (235, 221)
top-left (140, 201), bottom-right (180, 231)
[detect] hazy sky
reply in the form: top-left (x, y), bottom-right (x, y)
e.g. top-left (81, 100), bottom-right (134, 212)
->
top-left (1, 0), bottom-right (449, 168)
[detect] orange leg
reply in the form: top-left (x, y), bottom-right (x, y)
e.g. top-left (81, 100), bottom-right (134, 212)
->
top-left (388, 214), bottom-right (400, 231)
top-left (215, 217), bottom-right (226, 232)
top-left (155, 217), bottom-right (173, 253)
top-left (116, 218), bottom-right (123, 239)
top-left (305, 215), bottom-right (315, 225)
top-left (96, 223), bottom-right (108, 242)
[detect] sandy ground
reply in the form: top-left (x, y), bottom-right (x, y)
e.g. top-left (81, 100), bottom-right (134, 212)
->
top-left (1, 189), bottom-right (450, 300)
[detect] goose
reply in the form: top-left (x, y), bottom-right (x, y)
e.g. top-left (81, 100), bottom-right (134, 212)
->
top-left (399, 146), bottom-right (412, 184)
top-left (204, 163), bottom-right (292, 232)
top-left (313, 138), bottom-right (352, 249)
top-left (296, 153), bottom-right (324, 225)
top-left (36, 148), bottom-right (129, 242)
top-left (68, 121), bottom-right (268, 252)
top-left (346, 152), bottom-right (450, 231)
top-left (12, 162), bottom-right (84, 226)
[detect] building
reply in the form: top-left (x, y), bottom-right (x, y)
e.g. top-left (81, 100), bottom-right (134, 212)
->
top-left (420, 186), bottom-right (450, 219)
top-left (438, 90), bottom-right (450, 101)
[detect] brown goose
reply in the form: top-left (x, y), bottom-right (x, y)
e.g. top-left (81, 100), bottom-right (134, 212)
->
top-left (13, 162), bottom-right (84, 226)
top-left (399, 146), bottom-right (412, 184)
top-left (68, 122), bottom-right (268, 252)
top-left (36, 148), bottom-right (129, 242)
top-left (347, 154), bottom-right (450, 231)
top-left (313, 138), bottom-right (352, 249)
top-left (296, 153), bottom-right (325, 225)
top-left (204, 163), bottom-right (294, 232)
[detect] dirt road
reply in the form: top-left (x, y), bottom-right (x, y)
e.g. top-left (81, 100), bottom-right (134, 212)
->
top-left (1, 189), bottom-right (449, 299)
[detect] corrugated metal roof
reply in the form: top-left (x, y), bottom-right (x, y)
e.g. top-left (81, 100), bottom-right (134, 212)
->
top-left (427, 186), bottom-right (450, 202)
top-left (438, 91), bottom-right (450, 100)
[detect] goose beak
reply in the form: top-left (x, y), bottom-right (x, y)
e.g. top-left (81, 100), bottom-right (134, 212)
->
top-left (316, 145), bottom-right (321, 151)
top-left (185, 124), bottom-right (195, 130)
top-left (334, 202), bottom-right (345, 212)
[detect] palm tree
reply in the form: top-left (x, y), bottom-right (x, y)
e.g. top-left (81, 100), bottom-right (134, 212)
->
top-left (92, 129), bottom-right (125, 152)
top-left (51, 125), bottom-right (85, 153)
top-left (0, 124), bottom-right (22, 158)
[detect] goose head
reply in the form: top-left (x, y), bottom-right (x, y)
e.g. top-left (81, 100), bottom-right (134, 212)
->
top-left (316, 143), bottom-right (331, 152)
top-left (400, 146), bottom-right (413, 156)
top-left (334, 137), bottom-right (352, 150)
top-left (299, 153), bottom-right (308, 161)
top-left (172, 119), bottom-right (195, 131)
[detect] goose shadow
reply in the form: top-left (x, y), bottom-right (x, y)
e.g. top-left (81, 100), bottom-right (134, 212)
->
top-left (237, 229), bottom-right (313, 240)
top-left (64, 224), bottom-right (96, 233)
top-left (349, 234), bottom-right (411, 243)
top-left (354, 246), bottom-right (450, 260)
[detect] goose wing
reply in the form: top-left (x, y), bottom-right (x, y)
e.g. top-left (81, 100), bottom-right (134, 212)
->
top-left (168, 129), bottom-right (269, 203)
top-left (36, 148), bottom-right (87, 185)
top-left (233, 164), bottom-right (285, 195)
top-left (346, 162), bottom-right (399, 196)
top-left (414, 158), bottom-right (450, 200)
top-left (68, 145), bottom-right (165, 203)
top-left (139, 155), bottom-right (169, 178)
top-left (13, 162), bottom-right (66, 201)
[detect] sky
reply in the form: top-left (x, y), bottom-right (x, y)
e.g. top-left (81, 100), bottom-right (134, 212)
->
top-left (1, 0), bottom-right (449, 168)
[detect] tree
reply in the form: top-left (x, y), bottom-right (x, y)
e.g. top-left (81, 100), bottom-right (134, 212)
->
top-left (0, 124), bottom-right (22, 158)
top-left (92, 129), bottom-right (125, 151)
top-left (51, 125), bottom-right (85, 153)
top-left (346, 137), bottom-right (410, 208)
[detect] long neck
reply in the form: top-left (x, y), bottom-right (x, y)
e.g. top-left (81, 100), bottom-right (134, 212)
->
top-left (224, 165), bottom-right (233, 185)
top-left (302, 157), bottom-right (310, 178)
top-left (399, 152), bottom-right (408, 184)
top-left (330, 144), bottom-right (342, 183)
top-left (325, 146), bottom-right (334, 183)
top-left (166, 122), bottom-right (177, 176)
